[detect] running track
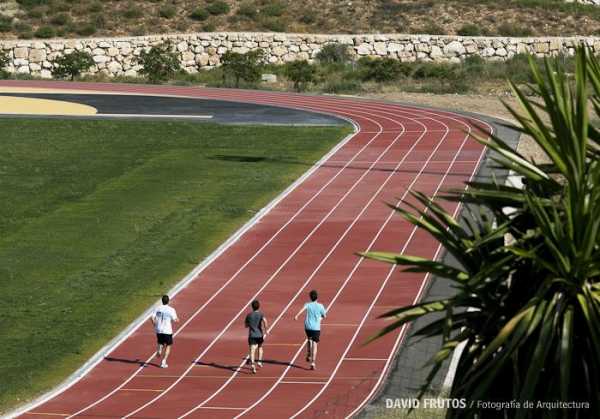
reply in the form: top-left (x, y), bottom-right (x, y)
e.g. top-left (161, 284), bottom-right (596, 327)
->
top-left (4, 81), bottom-right (492, 419)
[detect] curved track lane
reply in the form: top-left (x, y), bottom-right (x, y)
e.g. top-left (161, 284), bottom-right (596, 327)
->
top-left (2, 81), bottom-right (492, 419)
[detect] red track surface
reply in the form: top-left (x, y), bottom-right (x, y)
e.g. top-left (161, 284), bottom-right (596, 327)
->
top-left (4, 81), bottom-right (492, 419)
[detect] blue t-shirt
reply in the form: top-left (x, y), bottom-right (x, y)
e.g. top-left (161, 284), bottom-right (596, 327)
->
top-left (304, 301), bottom-right (326, 331)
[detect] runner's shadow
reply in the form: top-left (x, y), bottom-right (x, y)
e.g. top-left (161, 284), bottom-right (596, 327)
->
top-left (195, 361), bottom-right (252, 375)
top-left (104, 357), bottom-right (160, 368)
top-left (261, 359), bottom-right (307, 370)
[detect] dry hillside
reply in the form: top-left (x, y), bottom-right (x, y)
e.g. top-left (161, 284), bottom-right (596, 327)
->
top-left (1, 0), bottom-right (600, 40)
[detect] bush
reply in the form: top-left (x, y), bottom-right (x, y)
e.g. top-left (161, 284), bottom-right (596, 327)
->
top-left (136, 42), bottom-right (181, 83)
top-left (190, 7), bottom-right (209, 21)
top-left (316, 43), bottom-right (351, 64)
top-left (284, 60), bottom-right (316, 92)
top-left (0, 15), bottom-right (12, 32)
top-left (52, 50), bottom-right (94, 80)
top-left (261, 17), bottom-right (285, 32)
top-left (34, 25), bottom-right (56, 38)
top-left (236, 2), bottom-right (257, 19)
top-left (261, 1), bottom-right (286, 17)
top-left (0, 49), bottom-right (10, 78)
top-left (221, 49), bottom-right (264, 87)
top-left (159, 5), bottom-right (177, 19)
top-left (123, 6), bottom-right (143, 19)
top-left (88, 2), bottom-right (102, 13)
top-left (50, 13), bottom-right (70, 26)
top-left (14, 22), bottom-right (33, 38)
top-left (206, 1), bottom-right (230, 15)
top-left (457, 23), bottom-right (482, 36)
top-left (299, 11), bottom-right (316, 25)
top-left (497, 22), bottom-right (533, 37)
top-left (322, 77), bottom-right (361, 94)
top-left (76, 23), bottom-right (97, 37)
top-left (358, 57), bottom-right (409, 82)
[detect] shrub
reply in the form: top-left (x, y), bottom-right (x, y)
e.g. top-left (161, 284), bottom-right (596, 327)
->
top-left (322, 77), bottom-right (361, 94)
top-left (221, 49), bottom-right (264, 87)
top-left (14, 22), bottom-right (33, 38)
top-left (299, 11), bottom-right (316, 25)
top-left (0, 49), bottom-right (10, 78)
top-left (52, 50), bottom-right (94, 80)
top-left (76, 23), bottom-right (97, 37)
top-left (16, 0), bottom-right (48, 8)
top-left (284, 60), bottom-right (316, 92)
top-left (261, 17), bottom-right (285, 32)
top-left (190, 7), bottom-right (209, 21)
top-left (88, 2), bottom-right (102, 13)
top-left (457, 23), bottom-right (482, 36)
top-left (206, 1), bottom-right (230, 15)
top-left (236, 2), bottom-right (257, 19)
top-left (358, 57), bottom-right (409, 82)
top-left (159, 5), bottom-right (177, 19)
top-left (0, 15), bottom-right (12, 32)
top-left (419, 21), bottom-right (446, 35)
top-left (497, 22), bottom-right (533, 37)
top-left (202, 22), bottom-right (216, 32)
top-left (136, 42), bottom-right (181, 83)
top-left (123, 6), bottom-right (143, 19)
top-left (50, 13), bottom-right (70, 26)
top-left (261, 1), bottom-right (286, 17)
top-left (316, 43), bottom-right (352, 65)
top-left (34, 25), bottom-right (56, 38)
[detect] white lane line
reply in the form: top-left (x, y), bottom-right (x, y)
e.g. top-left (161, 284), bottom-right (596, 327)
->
top-left (125, 111), bottom-right (407, 419)
top-left (96, 113), bottom-right (213, 119)
top-left (232, 112), bottom-right (451, 419)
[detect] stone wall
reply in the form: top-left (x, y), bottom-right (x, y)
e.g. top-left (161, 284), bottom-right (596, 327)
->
top-left (1, 32), bottom-right (600, 79)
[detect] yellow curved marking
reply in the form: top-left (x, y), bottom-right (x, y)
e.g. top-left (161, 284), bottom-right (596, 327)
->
top-left (0, 96), bottom-right (97, 115)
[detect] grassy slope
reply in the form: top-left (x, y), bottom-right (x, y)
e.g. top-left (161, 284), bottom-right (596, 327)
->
top-left (0, 119), bottom-right (351, 411)
top-left (1, 0), bottom-right (600, 39)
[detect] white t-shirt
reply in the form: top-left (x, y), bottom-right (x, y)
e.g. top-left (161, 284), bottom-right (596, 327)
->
top-left (152, 305), bottom-right (178, 335)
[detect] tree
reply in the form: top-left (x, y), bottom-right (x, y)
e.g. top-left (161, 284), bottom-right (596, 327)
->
top-left (220, 49), bottom-right (264, 88)
top-left (51, 51), bottom-right (94, 80)
top-left (0, 49), bottom-right (9, 78)
top-left (316, 43), bottom-right (351, 65)
top-left (284, 60), bottom-right (316, 92)
top-left (364, 47), bottom-right (600, 418)
top-left (136, 42), bottom-right (181, 83)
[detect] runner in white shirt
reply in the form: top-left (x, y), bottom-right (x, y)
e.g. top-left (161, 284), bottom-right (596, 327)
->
top-left (151, 295), bottom-right (179, 368)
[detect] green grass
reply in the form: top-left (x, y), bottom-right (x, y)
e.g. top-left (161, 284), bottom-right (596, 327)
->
top-left (0, 119), bottom-right (351, 412)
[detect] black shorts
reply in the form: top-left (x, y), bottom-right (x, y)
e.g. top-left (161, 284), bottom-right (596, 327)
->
top-left (157, 333), bottom-right (173, 346)
top-left (305, 329), bottom-right (320, 343)
top-left (248, 336), bottom-right (264, 346)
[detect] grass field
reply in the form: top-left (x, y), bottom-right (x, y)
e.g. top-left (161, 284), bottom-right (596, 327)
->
top-left (0, 118), bottom-right (351, 412)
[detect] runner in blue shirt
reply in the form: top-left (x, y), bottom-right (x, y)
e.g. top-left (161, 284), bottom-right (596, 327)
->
top-left (294, 290), bottom-right (326, 370)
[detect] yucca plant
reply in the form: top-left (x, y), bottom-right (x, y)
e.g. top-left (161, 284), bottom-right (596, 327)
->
top-left (364, 47), bottom-right (600, 418)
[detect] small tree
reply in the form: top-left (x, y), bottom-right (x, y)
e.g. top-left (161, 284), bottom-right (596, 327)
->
top-left (221, 49), bottom-right (264, 88)
top-left (0, 49), bottom-right (10, 78)
top-left (316, 43), bottom-right (351, 65)
top-left (284, 60), bottom-right (316, 92)
top-left (52, 51), bottom-right (95, 80)
top-left (136, 42), bottom-right (181, 83)
top-left (357, 57), bottom-right (409, 82)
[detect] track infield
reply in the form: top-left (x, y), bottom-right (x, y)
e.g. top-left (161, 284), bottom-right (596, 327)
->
top-left (2, 81), bottom-right (492, 419)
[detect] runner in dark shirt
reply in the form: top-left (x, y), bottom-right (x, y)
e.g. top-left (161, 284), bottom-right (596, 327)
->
top-left (245, 300), bottom-right (268, 374)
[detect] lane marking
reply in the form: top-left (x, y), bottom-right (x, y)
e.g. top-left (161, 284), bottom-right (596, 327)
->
top-left (120, 388), bottom-right (163, 392)
top-left (95, 113), bottom-right (213, 119)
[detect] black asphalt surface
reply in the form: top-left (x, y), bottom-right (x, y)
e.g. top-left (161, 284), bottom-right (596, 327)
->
top-left (0, 93), bottom-right (346, 125)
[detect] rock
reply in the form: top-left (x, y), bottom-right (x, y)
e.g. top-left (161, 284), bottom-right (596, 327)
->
top-left (29, 49), bottom-right (46, 62)
top-left (443, 41), bottom-right (465, 56)
top-left (13, 47), bottom-right (28, 59)
top-left (261, 73), bottom-right (277, 83)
